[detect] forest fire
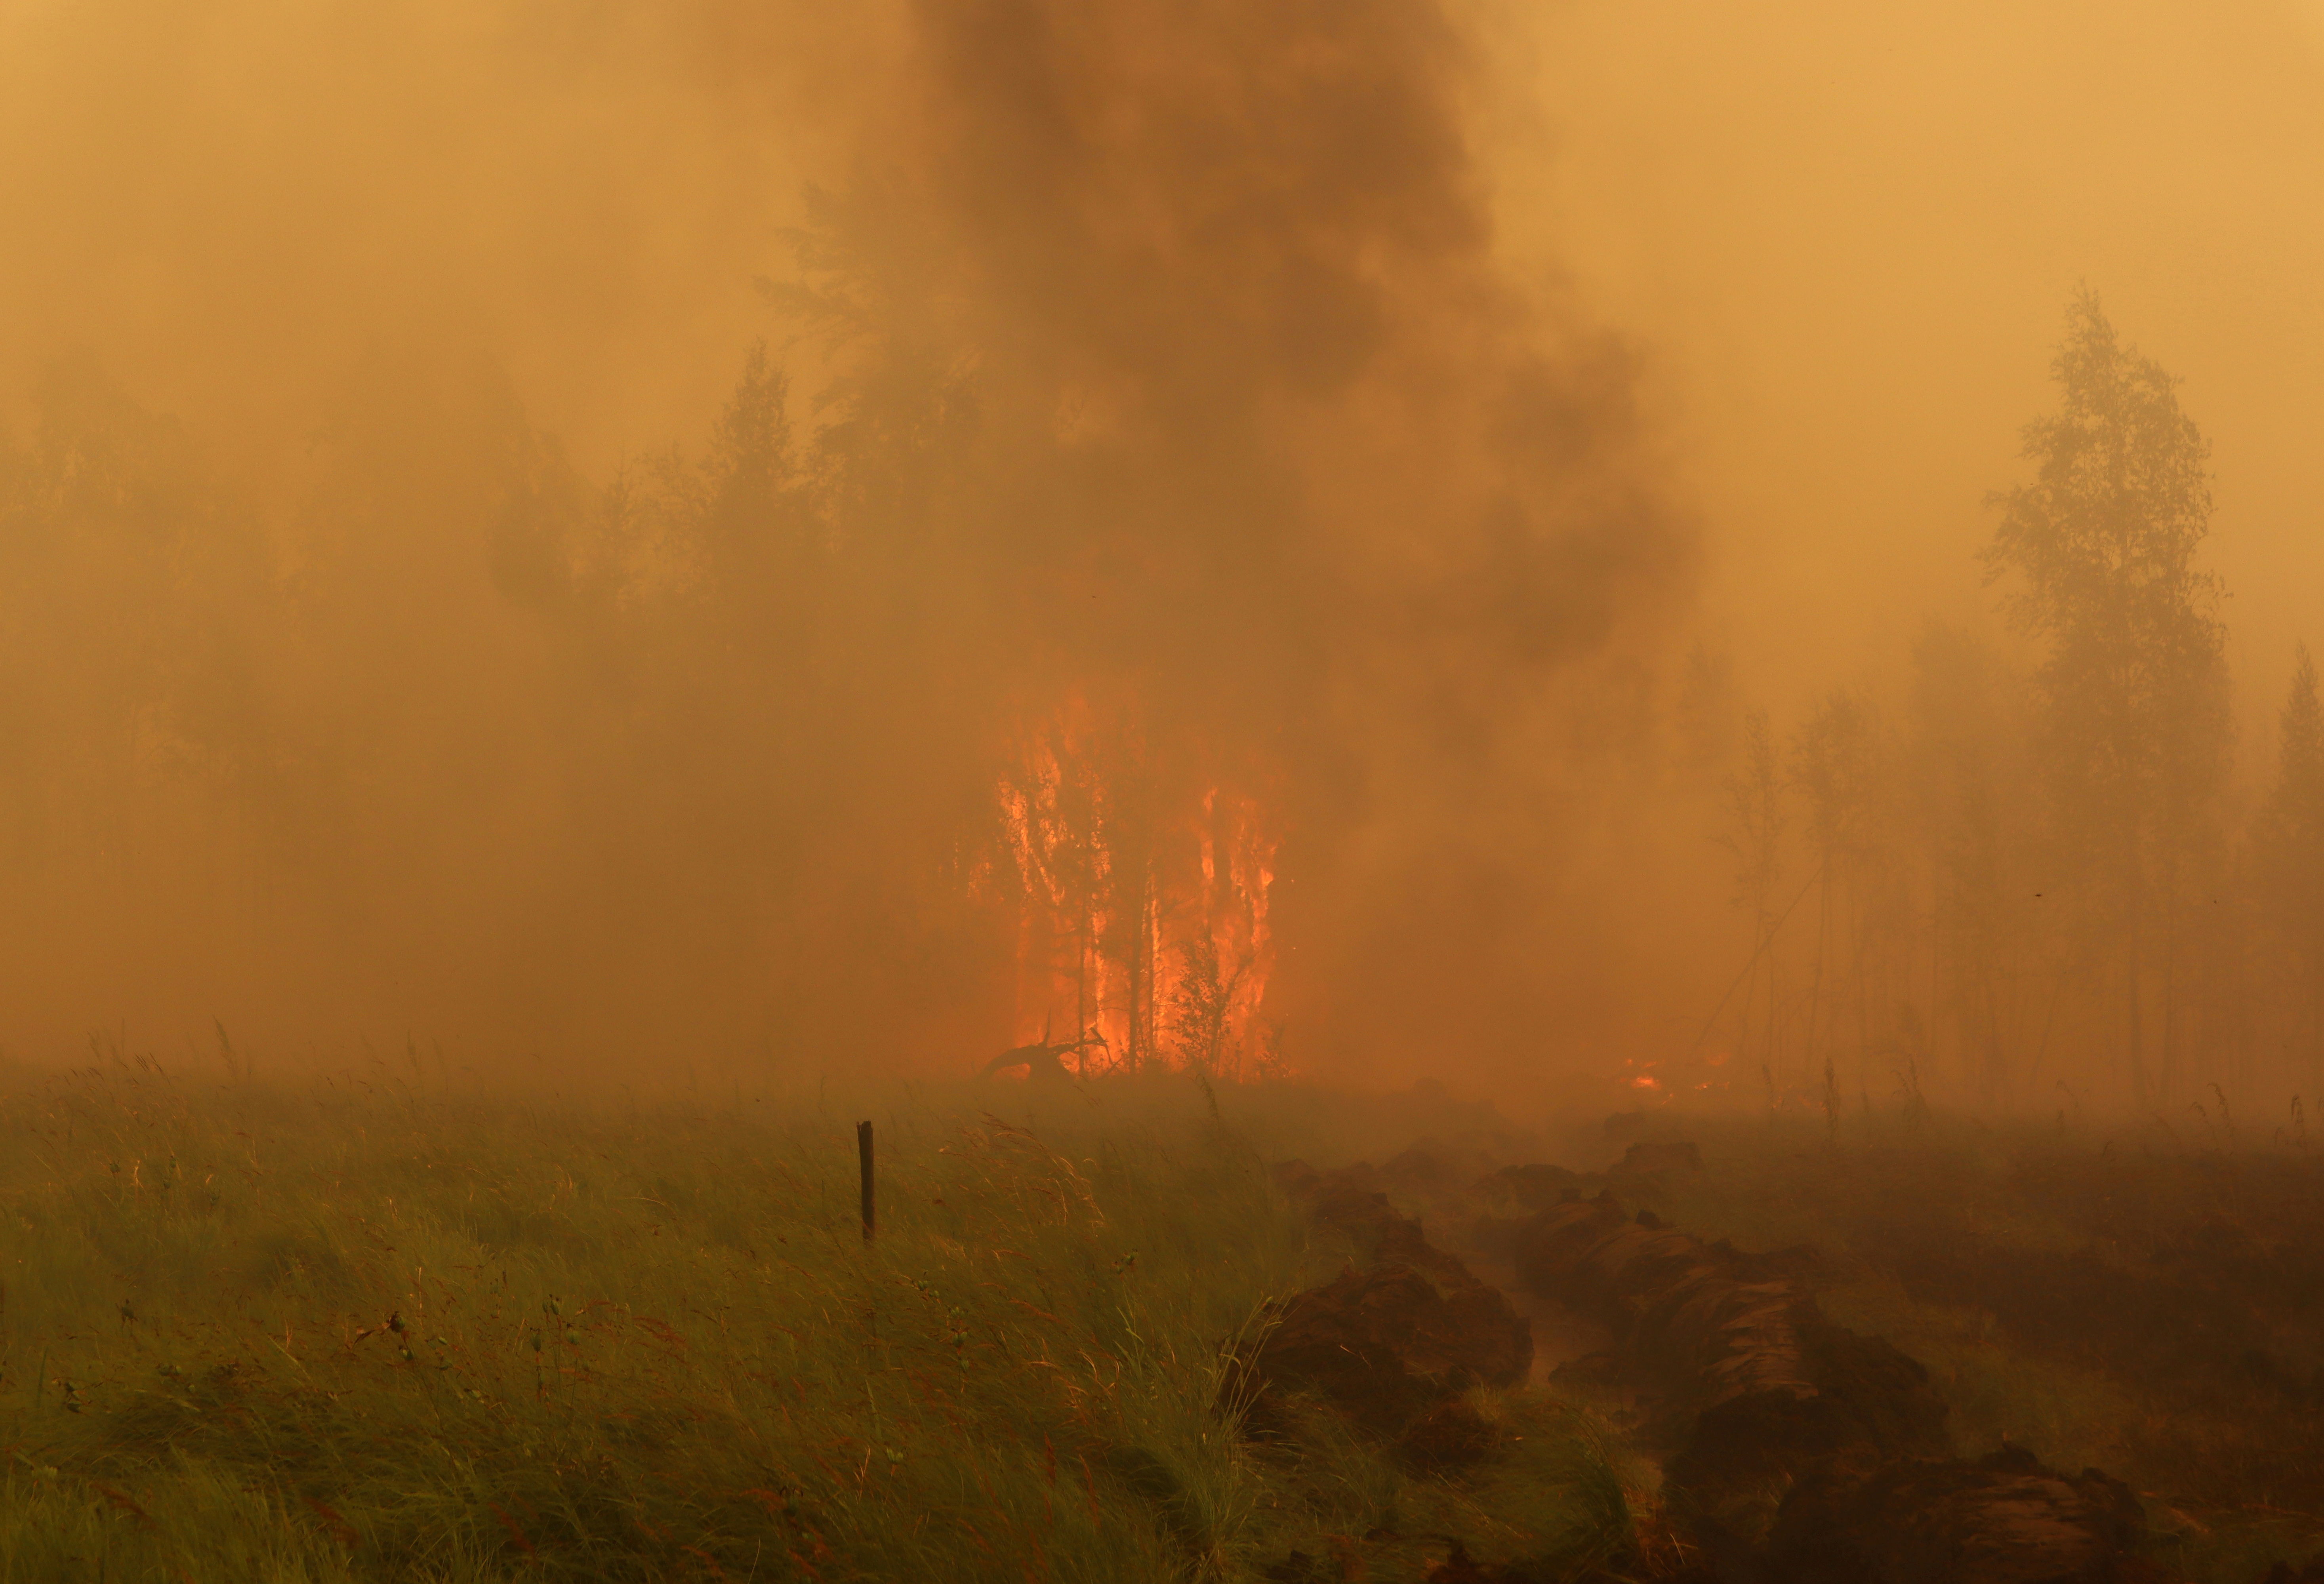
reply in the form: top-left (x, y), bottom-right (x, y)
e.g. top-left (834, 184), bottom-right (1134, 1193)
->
top-left (6, 0), bottom-right (2324, 1578)
top-left (994, 704), bottom-right (1281, 1079)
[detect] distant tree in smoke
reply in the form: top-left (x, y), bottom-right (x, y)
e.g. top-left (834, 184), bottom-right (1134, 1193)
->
top-left (1718, 707), bottom-right (1788, 1079)
top-left (1673, 644), bottom-right (1739, 782)
top-left (2253, 645), bottom-right (2324, 1079)
top-left (1983, 290), bottom-right (2231, 1106)
top-left (1789, 689), bottom-right (1895, 1089)
top-left (1905, 622), bottom-right (2044, 1100)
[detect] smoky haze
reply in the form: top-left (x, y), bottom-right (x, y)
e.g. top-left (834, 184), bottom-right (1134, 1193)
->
top-left (1, 1), bottom-right (2319, 1111)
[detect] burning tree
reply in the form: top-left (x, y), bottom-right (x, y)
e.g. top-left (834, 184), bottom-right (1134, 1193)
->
top-left (994, 700), bottom-right (1279, 1080)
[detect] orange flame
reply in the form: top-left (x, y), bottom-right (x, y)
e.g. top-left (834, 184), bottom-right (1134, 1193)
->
top-left (994, 705), bottom-right (1282, 1079)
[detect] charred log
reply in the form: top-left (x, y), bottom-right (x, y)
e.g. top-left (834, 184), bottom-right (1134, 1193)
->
top-left (979, 1031), bottom-right (1106, 1081)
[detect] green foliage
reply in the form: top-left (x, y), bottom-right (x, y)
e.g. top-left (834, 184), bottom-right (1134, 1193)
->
top-left (0, 1067), bottom-right (1284, 1580)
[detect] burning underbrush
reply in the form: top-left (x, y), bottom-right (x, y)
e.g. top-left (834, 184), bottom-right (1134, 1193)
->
top-left (2, 1058), bottom-right (2322, 1582)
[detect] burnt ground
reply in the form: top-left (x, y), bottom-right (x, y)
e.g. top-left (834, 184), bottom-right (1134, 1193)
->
top-left (1653, 1127), bottom-right (2324, 1533)
top-left (1256, 1115), bottom-right (2324, 1584)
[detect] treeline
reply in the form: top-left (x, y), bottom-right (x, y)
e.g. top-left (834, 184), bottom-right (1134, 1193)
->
top-left (10, 272), bottom-right (2307, 1106)
top-left (1693, 292), bottom-right (2324, 1118)
top-left (0, 214), bottom-right (1409, 1071)
top-left (0, 297), bottom-right (1033, 1060)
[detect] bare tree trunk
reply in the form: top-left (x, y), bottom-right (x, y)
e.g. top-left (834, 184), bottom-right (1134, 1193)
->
top-left (1805, 868), bottom-right (1830, 1082)
top-left (1852, 877), bottom-right (1874, 1094)
top-left (1927, 860), bottom-right (1946, 1089)
top-left (2310, 940), bottom-right (2323, 1096)
top-left (1125, 866), bottom-right (1145, 1074)
top-left (1135, 866), bottom-right (1158, 1071)
top-left (1757, 933), bottom-right (1775, 1078)
top-left (2160, 853), bottom-right (2179, 1104)
top-left (2126, 817), bottom-right (2149, 1111)
top-left (1076, 899), bottom-right (1091, 1076)
top-left (1209, 787), bottom-right (1232, 935)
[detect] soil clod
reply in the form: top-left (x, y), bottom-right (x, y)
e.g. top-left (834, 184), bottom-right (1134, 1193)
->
top-left (1236, 1173), bottom-right (1532, 1436)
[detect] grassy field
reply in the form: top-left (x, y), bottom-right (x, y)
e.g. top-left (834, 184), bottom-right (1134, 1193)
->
top-left (0, 1057), bottom-right (1644, 1583)
top-left (9, 1053), bottom-right (2321, 1583)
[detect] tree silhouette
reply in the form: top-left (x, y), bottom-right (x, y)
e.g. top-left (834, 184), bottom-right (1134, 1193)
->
top-left (1791, 688), bottom-right (1881, 1081)
top-left (1719, 707), bottom-right (1789, 1080)
top-left (2254, 646), bottom-right (2324, 1079)
top-left (1984, 291), bottom-right (2230, 1105)
top-left (1907, 623), bottom-right (2041, 1099)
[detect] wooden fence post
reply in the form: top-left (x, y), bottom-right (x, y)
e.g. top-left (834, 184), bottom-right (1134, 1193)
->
top-left (857, 1120), bottom-right (875, 1242)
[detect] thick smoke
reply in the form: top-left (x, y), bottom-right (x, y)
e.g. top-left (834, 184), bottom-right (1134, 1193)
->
top-left (10, 2), bottom-right (2316, 1109)
top-left (867, 0), bottom-right (1693, 1076)
top-left (0, 0), bottom-right (1691, 1084)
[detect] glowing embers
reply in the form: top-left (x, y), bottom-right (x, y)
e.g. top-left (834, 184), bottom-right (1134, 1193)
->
top-left (994, 711), bottom-right (1281, 1079)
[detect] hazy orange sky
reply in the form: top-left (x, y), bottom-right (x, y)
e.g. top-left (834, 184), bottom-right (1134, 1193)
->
top-left (1510, 1), bottom-right (2324, 741)
top-left (9, 1), bottom-right (2314, 712)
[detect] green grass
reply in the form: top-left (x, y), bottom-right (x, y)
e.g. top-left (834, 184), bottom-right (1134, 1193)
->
top-left (41, 1057), bottom-right (2307, 1583)
top-left (0, 1061), bottom-right (1646, 1583)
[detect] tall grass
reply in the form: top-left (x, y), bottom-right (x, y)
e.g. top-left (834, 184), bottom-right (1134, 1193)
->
top-left (0, 1062), bottom-right (1646, 1583)
top-left (0, 1060), bottom-right (1331, 1580)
